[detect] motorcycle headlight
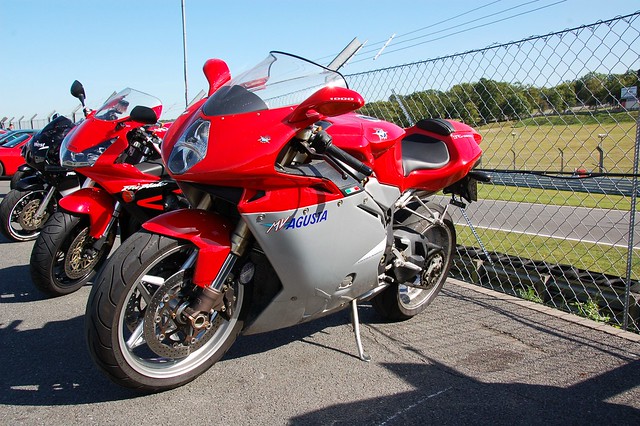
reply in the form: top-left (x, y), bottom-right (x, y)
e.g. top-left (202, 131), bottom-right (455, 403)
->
top-left (167, 119), bottom-right (210, 175)
top-left (60, 138), bottom-right (117, 168)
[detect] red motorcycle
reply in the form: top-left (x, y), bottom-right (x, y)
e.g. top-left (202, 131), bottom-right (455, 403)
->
top-left (30, 82), bottom-right (186, 296)
top-left (85, 52), bottom-right (486, 392)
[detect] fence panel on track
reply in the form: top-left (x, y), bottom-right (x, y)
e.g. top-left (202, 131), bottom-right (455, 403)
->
top-left (345, 12), bottom-right (640, 332)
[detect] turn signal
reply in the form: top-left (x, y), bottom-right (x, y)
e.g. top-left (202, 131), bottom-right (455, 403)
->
top-left (122, 191), bottom-right (135, 203)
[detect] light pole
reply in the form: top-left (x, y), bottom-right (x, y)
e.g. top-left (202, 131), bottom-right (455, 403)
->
top-left (181, 0), bottom-right (189, 109)
top-left (597, 133), bottom-right (607, 173)
top-left (511, 131), bottom-right (517, 170)
top-left (558, 148), bottom-right (564, 172)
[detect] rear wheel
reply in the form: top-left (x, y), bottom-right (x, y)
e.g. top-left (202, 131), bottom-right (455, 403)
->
top-left (372, 202), bottom-right (455, 321)
top-left (85, 231), bottom-right (249, 392)
top-left (0, 189), bottom-right (51, 242)
top-left (30, 211), bottom-right (115, 296)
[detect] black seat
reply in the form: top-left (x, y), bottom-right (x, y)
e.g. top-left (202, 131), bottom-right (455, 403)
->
top-left (416, 118), bottom-right (455, 136)
top-left (402, 133), bottom-right (450, 176)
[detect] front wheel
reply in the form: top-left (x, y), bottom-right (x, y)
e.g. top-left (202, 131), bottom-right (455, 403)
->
top-left (0, 189), bottom-right (51, 242)
top-left (372, 202), bottom-right (456, 321)
top-left (85, 231), bottom-right (249, 392)
top-left (30, 211), bottom-right (115, 296)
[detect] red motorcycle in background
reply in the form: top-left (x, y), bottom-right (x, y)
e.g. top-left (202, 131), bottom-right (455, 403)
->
top-left (85, 51), bottom-right (487, 392)
top-left (30, 82), bottom-right (186, 296)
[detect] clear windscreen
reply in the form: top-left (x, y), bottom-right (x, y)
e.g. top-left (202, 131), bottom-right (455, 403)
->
top-left (202, 52), bottom-right (348, 116)
top-left (94, 88), bottom-right (162, 121)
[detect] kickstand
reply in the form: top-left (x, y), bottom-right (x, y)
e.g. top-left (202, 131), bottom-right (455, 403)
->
top-left (350, 299), bottom-right (371, 362)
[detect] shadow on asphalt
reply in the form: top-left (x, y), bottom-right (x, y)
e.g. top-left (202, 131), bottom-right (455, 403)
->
top-left (0, 314), bottom-right (142, 405)
top-left (226, 304), bottom-right (386, 362)
top-left (1, 297), bottom-right (639, 424)
top-left (290, 358), bottom-right (640, 424)
top-left (0, 264), bottom-right (47, 303)
top-left (2, 280), bottom-right (638, 423)
top-left (0, 301), bottom-right (368, 405)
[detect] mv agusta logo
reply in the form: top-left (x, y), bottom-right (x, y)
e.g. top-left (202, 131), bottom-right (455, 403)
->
top-left (373, 128), bottom-right (388, 140)
top-left (265, 210), bottom-right (329, 234)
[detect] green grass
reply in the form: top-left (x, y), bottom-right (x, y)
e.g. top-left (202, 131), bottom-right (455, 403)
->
top-left (517, 286), bottom-right (544, 304)
top-left (456, 226), bottom-right (640, 280)
top-left (571, 298), bottom-right (611, 323)
top-left (476, 115), bottom-right (638, 175)
top-left (477, 184), bottom-right (633, 211)
top-left (472, 113), bottom-right (638, 210)
top-left (514, 111), bottom-right (637, 127)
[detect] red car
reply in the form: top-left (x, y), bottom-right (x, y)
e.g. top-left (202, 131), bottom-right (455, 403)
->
top-left (0, 130), bottom-right (37, 176)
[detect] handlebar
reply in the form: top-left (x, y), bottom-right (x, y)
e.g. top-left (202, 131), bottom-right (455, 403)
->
top-left (325, 144), bottom-right (373, 177)
top-left (309, 130), bottom-right (373, 177)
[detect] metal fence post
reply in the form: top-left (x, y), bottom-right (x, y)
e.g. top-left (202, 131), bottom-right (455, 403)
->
top-left (623, 71), bottom-right (640, 331)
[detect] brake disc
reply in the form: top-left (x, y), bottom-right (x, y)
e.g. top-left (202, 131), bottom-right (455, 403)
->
top-left (422, 252), bottom-right (444, 289)
top-left (64, 228), bottom-right (99, 279)
top-left (18, 199), bottom-right (47, 231)
top-left (143, 271), bottom-right (223, 358)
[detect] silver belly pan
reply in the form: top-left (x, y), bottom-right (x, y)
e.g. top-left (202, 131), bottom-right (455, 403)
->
top-left (242, 190), bottom-right (387, 334)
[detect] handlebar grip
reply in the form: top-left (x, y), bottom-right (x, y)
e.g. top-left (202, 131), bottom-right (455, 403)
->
top-left (325, 144), bottom-right (373, 177)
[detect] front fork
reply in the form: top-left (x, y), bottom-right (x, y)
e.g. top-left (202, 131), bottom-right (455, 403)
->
top-left (33, 185), bottom-right (57, 221)
top-left (86, 201), bottom-right (121, 257)
top-left (184, 220), bottom-right (253, 327)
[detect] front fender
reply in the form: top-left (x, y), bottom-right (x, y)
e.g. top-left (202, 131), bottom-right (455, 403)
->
top-left (142, 209), bottom-right (233, 287)
top-left (15, 174), bottom-right (45, 192)
top-left (58, 187), bottom-right (115, 238)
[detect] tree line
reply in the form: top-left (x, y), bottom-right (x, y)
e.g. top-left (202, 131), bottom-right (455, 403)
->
top-left (359, 70), bottom-right (638, 127)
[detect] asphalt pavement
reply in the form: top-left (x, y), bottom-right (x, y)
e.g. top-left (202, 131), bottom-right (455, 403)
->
top-left (1, 178), bottom-right (639, 425)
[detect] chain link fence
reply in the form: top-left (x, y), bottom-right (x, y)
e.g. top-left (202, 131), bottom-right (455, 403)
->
top-left (2, 114), bottom-right (85, 131)
top-left (346, 12), bottom-right (640, 332)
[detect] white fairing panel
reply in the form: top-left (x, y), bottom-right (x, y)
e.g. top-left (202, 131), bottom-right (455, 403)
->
top-left (243, 190), bottom-right (387, 334)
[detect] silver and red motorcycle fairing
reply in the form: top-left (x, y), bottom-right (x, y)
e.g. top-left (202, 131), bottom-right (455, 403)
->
top-left (85, 51), bottom-right (484, 392)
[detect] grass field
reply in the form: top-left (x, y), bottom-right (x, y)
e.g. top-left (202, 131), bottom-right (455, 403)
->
top-left (456, 226), bottom-right (640, 280)
top-left (455, 111), bottom-right (639, 281)
top-left (476, 111), bottom-right (638, 174)
top-left (477, 184), bottom-right (633, 210)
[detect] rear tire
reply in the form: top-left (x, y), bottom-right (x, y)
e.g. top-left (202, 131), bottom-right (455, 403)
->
top-left (372, 202), bottom-right (455, 321)
top-left (0, 189), bottom-right (50, 242)
top-left (30, 211), bottom-right (115, 296)
top-left (85, 231), bottom-right (249, 392)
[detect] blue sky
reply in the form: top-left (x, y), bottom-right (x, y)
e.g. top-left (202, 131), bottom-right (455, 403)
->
top-left (1, 0), bottom-right (638, 121)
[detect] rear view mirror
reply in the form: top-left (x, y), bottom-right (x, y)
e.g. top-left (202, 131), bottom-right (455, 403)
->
top-left (70, 80), bottom-right (86, 105)
top-left (203, 59), bottom-right (231, 96)
top-left (130, 106), bottom-right (158, 124)
top-left (288, 86), bottom-right (364, 123)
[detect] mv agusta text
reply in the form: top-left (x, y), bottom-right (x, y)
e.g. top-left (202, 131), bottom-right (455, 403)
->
top-left (82, 51), bottom-right (488, 392)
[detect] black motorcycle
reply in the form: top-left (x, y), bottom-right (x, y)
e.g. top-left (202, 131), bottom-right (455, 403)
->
top-left (0, 116), bottom-right (83, 242)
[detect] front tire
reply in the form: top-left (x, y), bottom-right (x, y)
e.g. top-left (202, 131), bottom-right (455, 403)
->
top-left (85, 231), bottom-right (248, 392)
top-left (0, 189), bottom-right (52, 242)
top-left (372, 202), bottom-right (456, 321)
top-left (30, 211), bottom-right (115, 296)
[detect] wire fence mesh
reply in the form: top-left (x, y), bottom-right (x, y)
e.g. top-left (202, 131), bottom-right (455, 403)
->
top-left (346, 12), bottom-right (640, 332)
